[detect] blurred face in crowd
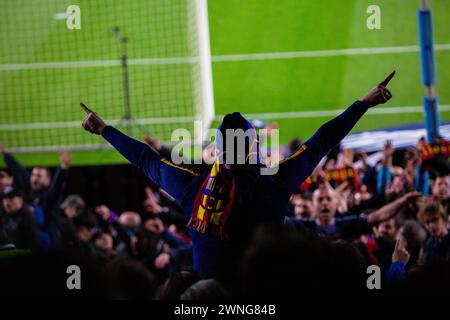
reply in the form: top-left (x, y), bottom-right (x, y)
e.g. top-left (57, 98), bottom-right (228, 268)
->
top-left (423, 214), bottom-right (447, 238)
top-left (144, 218), bottom-right (165, 234)
top-left (2, 196), bottom-right (24, 214)
top-left (95, 233), bottom-right (114, 251)
top-left (388, 174), bottom-right (410, 195)
top-left (405, 153), bottom-right (420, 176)
top-left (0, 171), bottom-right (14, 193)
top-left (324, 158), bottom-right (335, 171)
top-left (313, 187), bottom-right (337, 223)
top-left (78, 226), bottom-right (93, 242)
top-left (119, 211), bottom-right (142, 229)
top-left (354, 184), bottom-right (371, 206)
top-left (291, 195), bottom-right (314, 219)
top-left (377, 218), bottom-right (397, 240)
top-left (433, 176), bottom-right (449, 200)
top-left (30, 168), bottom-right (51, 191)
top-left (64, 206), bottom-right (77, 219)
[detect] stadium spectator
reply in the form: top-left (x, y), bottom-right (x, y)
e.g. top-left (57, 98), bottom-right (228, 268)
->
top-left (1, 187), bottom-right (41, 251)
top-left (286, 185), bottom-right (421, 241)
top-left (376, 140), bottom-right (395, 195)
top-left (398, 220), bottom-right (427, 266)
top-left (61, 194), bottom-right (86, 219)
top-left (0, 228), bottom-right (15, 250)
top-left (2, 68), bottom-right (450, 299)
top-left (156, 271), bottom-right (201, 300)
top-left (58, 195), bottom-right (89, 250)
top-left (142, 186), bottom-right (188, 233)
top-left (386, 237), bottom-right (411, 283)
top-left (93, 232), bottom-right (116, 258)
top-left (179, 279), bottom-right (230, 300)
top-left (1, 126), bottom-right (449, 298)
top-left (404, 148), bottom-right (430, 196)
top-left (142, 217), bottom-right (192, 277)
top-left (368, 218), bottom-right (399, 268)
top-left (354, 184), bottom-right (371, 206)
top-left (376, 218), bottom-right (399, 240)
top-left (432, 175), bottom-right (450, 211)
top-left (283, 137), bottom-right (303, 159)
top-left (79, 71), bottom-right (397, 282)
top-left (0, 143), bottom-right (72, 248)
top-left (418, 199), bottom-right (450, 266)
top-left (241, 224), bottom-right (368, 298)
top-left (106, 256), bottom-right (158, 299)
top-left (289, 192), bottom-right (314, 218)
top-left (73, 212), bottom-right (97, 243)
top-left (0, 168), bottom-right (14, 194)
top-left (94, 205), bottom-right (131, 255)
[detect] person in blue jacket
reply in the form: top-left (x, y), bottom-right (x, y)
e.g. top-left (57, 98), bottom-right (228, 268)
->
top-left (80, 71), bottom-right (396, 280)
top-left (0, 144), bottom-right (71, 248)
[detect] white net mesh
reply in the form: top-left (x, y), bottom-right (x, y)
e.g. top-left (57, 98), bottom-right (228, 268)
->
top-left (0, 0), bottom-right (214, 153)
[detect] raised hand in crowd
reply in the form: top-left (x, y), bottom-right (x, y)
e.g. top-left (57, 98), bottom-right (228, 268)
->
top-left (143, 187), bottom-right (164, 214)
top-left (154, 252), bottom-right (171, 270)
top-left (392, 237), bottom-right (410, 265)
top-left (145, 218), bottom-right (165, 235)
top-left (60, 150), bottom-right (72, 170)
top-left (382, 140), bottom-right (394, 167)
top-left (339, 149), bottom-right (355, 167)
top-left (95, 205), bottom-right (112, 221)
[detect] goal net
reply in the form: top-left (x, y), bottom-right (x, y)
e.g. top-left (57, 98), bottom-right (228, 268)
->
top-left (0, 0), bottom-right (214, 153)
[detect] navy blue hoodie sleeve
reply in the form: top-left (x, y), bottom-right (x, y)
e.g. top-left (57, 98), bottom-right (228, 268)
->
top-left (3, 153), bottom-right (30, 191)
top-left (43, 168), bottom-right (68, 214)
top-left (277, 101), bottom-right (368, 193)
top-left (47, 168), bottom-right (67, 199)
top-left (101, 126), bottom-right (198, 203)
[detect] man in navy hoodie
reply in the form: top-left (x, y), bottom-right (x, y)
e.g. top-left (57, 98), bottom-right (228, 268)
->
top-left (80, 71), bottom-right (396, 280)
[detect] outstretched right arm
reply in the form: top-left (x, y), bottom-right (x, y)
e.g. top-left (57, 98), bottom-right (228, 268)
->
top-left (80, 103), bottom-right (197, 203)
top-left (275, 70), bottom-right (396, 194)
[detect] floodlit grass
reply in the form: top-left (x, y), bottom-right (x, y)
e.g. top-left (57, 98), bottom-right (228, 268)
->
top-left (1, 0), bottom-right (449, 167)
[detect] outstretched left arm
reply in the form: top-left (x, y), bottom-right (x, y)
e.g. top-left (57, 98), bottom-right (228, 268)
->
top-left (80, 103), bottom-right (198, 204)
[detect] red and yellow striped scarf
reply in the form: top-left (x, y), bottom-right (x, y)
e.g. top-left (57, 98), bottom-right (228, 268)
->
top-left (187, 161), bottom-right (235, 240)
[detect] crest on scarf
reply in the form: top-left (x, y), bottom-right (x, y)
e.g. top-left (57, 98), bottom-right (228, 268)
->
top-left (187, 162), bottom-right (235, 240)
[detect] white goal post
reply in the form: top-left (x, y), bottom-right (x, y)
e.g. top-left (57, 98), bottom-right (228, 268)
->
top-left (0, 0), bottom-right (215, 153)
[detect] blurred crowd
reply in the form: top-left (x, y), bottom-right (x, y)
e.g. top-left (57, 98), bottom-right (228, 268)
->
top-left (1, 128), bottom-right (450, 299)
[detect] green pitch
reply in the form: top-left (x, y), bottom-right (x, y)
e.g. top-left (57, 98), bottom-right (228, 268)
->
top-left (1, 0), bottom-right (450, 167)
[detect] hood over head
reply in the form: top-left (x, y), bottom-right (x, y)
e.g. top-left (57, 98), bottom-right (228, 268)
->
top-left (216, 112), bottom-right (261, 166)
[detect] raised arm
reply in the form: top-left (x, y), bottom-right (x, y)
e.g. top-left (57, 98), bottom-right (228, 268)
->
top-left (80, 103), bottom-right (198, 203)
top-left (46, 150), bottom-right (71, 203)
top-left (0, 143), bottom-right (30, 191)
top-left (276, 70), bottom-right (396, 194)
top-left (366, 191), bottom-right (421, 225)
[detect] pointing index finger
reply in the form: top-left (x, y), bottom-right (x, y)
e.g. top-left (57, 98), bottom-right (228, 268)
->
top-left (80, 102), bottom-right (93, 114)
top-left (379, 70), bottom-right (396, 87)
